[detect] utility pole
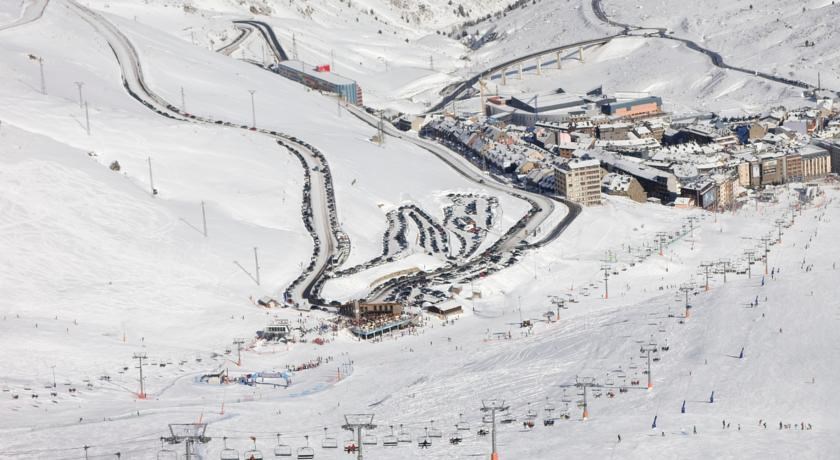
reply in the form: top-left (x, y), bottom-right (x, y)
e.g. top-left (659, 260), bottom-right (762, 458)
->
top-left (38, 57), bottom-right (46, 95)
top-left (83, 445), bottom-right (90, 460)
top-left (50, 365), bottom-right (56, 388)
top-left (291, 33), bottom-right (298, 60)
top-left (481, 399), bottom-right (509, 459)
top-left (201, 201), bottom-right (207, 237)
top-left (74, 81), bottom-right (84, 109)
top-left (679, 283), bottom-right (694, 319)
top-left (133, 353), bottom-right (147, 399)
top-left (180, 86), bottom-right (186, 113)
top-left (232, 338), bottom-right (245, 366)
top-left (342, 414), bottom-right (376, 460)
top-left (248, 89), bottom-right (256, 128)
top-left (147, 157), bottom-right (157, 196)
top-left (253, 246), bottom-right (260, 286)
top-left (84, 101), bottom-right (90, 136)
top-left (429, 55), bottom-right (434, 71)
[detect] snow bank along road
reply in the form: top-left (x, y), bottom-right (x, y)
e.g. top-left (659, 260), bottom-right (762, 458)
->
top-left (65, 0), bottom-right (347, 309)
top-left (232, 19), bottom-right (289, 61)
top-left (215, 23), bottom-right (252, 56)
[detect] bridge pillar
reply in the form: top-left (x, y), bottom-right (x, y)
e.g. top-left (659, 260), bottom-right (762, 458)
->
top-left (579, 46), bottom-right (584, 63)
top-left (556, 52), bottom-right (562, 69)
top-left (501, 67), bottom-right (507, 85)
top-left (518, 63), bottom-right (523, 80)
top-left (536, 56), bottom-right (542, 75)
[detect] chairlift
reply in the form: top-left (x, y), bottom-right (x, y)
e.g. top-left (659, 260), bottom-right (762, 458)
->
top-left (500, 412), bottom-right (515, 424)
top-left (383, 425), bottom-right (399, 447)
top-left (455, 413), bottom-right (470, 431)
top-left (296, 435), bottom-right (314, 460)
top-left (362, 433), bottom-right (377, 446)
top-left (448, 432), bottom-right (463, 445)
top-left (157, 440), bottom-right (178, 460)
top-left (273, 433), bottom-right (292, 458)
top-left (427, 420), bottom-right (442, 438)
top-left (525, 403), bottom-right (537, 420)
top-left (220, 437), bottom-right (240, 460)
top-left (477, 425), bottom-right (489, 436)
top-left (482, 414), bottom-right (493, 424)
top-left (397, 424), bottom-right (411, 444)
top-left (321, 428), bottom-right (337, 449)
top-left (343, 441), bottom-right (357, 454)
top-left (244, 440), bottom-right (264, 460)
top-left (418, 428), bottom-right (432, 448)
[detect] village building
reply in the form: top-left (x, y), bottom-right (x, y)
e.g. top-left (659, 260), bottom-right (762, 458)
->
top-left (554, 156), bottom-right (603, 206)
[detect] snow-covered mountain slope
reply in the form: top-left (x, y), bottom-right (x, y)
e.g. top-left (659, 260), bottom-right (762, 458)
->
top-left (2, 1), bottom-right (840, 459)
top-left (603, 0), bottom-right (840, 90)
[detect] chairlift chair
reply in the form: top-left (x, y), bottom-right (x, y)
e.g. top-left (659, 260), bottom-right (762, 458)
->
top-left (382, 425), bottom-right (398, 447)
top-left (427, 420), bottom-right (442, 438)
top-left (220, 437), bottom-right (240, 460)
top-left (343, 441), bottom-right (357, 454)
top-left (321, 428), bottom-right (337, 449)
top-left (296, 435), bottom-right (314, 460)
top-left (455, 413), bottom-right (470, 431)
top-left (362, 433), bottom-right (377, 446)
top-left (157, 440), bottom-right (178, 460)
top-left (448, 432), bottom-right (463, 445)
top-left (418, 428), bottom-right (432, 448)
top-left (273, 433), bottom-right (292, 458)
top-left (397, 424), bottom-right (412, 444)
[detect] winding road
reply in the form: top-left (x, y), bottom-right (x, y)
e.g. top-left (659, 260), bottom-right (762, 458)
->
top-left (0, 0), bottom-right (48, 31)
top-left (591, 0), bottom-right (821, 92)
top-left (66, 0), bottom-right (345, 309)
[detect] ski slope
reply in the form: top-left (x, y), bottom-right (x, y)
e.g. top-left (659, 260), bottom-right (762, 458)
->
top-left (1, 1), bottom-right (839, 459)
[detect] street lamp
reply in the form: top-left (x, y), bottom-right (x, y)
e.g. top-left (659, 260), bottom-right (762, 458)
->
top-left (248, 89), bottom-right (256, 128)
top-left (74, 81), bottom-right (84, 109)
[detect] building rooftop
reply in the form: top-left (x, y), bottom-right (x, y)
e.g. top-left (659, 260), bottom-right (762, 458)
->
top-left (276, 60), bottom-right (356, 86)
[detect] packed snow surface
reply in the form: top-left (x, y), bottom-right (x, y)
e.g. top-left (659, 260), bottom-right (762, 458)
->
top-left (0, 0), bottom-right (839, 459)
